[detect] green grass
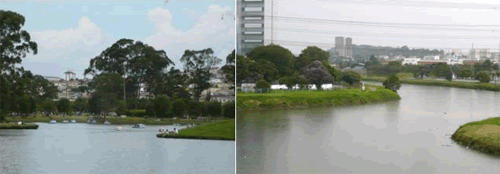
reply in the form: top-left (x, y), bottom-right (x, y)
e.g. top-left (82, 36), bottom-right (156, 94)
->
top-left (451, 117), bottom-right (500, 157)
top-left (157, 119), bottom-right (235, 140)
top-left (361, 74), bottom-right (500, 92)
top-left (5, 115), bottom-right (214, 125)
top-left (0, 123), bottom-right (39, 129)
top-left (237, 85), bottom-right (401, 110)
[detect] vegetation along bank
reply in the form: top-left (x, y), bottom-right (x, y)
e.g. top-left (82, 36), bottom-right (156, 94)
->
top-left (451, 117), bottom-right (500, 157)
top-left (237, 85), bottom-right (401, 110)
top-left (0, 123), bottom-right (39, 129)
top-left (157, 119), bottom-right (235, 141)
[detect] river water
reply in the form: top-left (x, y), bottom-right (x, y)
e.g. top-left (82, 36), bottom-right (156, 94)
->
top-left (0, 123), bottom-right (235, 174)
top-left (237, 82), bottom-right (500, 173)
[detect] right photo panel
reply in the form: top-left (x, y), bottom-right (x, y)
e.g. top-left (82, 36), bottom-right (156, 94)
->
top-left (236, 0), bottom-right (500, 173)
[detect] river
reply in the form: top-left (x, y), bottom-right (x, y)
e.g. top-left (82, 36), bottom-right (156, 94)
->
top-left (0, 123), bottom-right (235, 174)
top-left (237, 82), bottom-right (499, 173)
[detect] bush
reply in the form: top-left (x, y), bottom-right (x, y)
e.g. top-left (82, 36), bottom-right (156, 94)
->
top-left (341, 71), bottom-right (361, 85)
top-left (128, 109), bottom-right (147, 117)
top-left (115, 101), bottom-right (127, 116)
top-left (477, 71), bottom-right (491, 83)
top-left (186, 100), bottom-right (203, 117)
top-left (255, 79), bottom-right (271, 93)
top-left (445, 71), bottom-right (453, 81)
top-left (206, 101), bottom-right (222, 117)
top-left (153, 96), bottom-right (171, 118)
top-left (222, 101), bottom-right (235, 118)
top-left (171, 98), bottom-right (187, 117)
top-left (383, 74), bottom-right (402, 92)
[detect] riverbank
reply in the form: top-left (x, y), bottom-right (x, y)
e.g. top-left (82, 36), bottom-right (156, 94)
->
top-left (451, 117), bottom-right (500, 157)
top-left (362, 75), bottom-right (500, 91)
top-left (5, 115), bottom-right (212, 125)
top-left (0, 123), bottom-right (39, 129)
top-left (237, 85), bottom-right (401, 110)
top-left (157, 119), bottom-right (235, 141)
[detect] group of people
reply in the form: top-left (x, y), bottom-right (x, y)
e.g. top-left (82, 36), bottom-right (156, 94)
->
top-left (159, 127), bottom-right (178, 136)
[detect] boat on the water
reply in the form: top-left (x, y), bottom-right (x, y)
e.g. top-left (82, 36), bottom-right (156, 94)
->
top-left (104, 121), bottom-right (111, 125)
top-left (62, 120), bottom-right (69, 123)
top-left (49, 120), bottom-right (57, 124)
top-left (70, 120), bottom-right (77, 123)
top-left (116, 126), bottom-right (122, 131)
top-left (132, 123), bottom-right (145, 128)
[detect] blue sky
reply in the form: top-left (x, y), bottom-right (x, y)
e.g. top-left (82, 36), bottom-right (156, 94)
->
top-left (1, 0), bottom-right (235, 78)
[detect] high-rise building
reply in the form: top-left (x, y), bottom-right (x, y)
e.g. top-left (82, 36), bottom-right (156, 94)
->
top-left (237, 0), bottom-right (265, 56)
top-left (335, 36), bottom-right (344, 57)
top-left (345, 37), bottom-right (353, 58)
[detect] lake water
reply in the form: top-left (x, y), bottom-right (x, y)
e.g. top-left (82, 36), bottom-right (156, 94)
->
top-left (237, 82), bottom-right (500, 173)
top-left (0, 123), bottom-right (235, 174)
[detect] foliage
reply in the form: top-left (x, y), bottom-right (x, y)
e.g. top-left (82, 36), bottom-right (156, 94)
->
top-left (41, 99), bottom-right (56, 114)
top-left (157, 119), bottom-right (235, 140)
top-left (206, 101), bottom-right (222, 117)
top-left (476, 71), bottom-right (491, 83)
top-left (247, 44), bottom-right (295, 78)
top-left (153, 96), bottom-right (171, 118)
top-left (254, 59), bottom-right (279, 82)
top-left (302, 60), bottom-right (334, 90)
top-left (56, 98), bottom-right (71, 115)
top-left (383, 74), bottom-right (402, 92)
top-left (294, 46), bottom-right (329, 71)
top-left (341, 71), bottom-right (361, 85)
top-left (255, 79), bottom-right (271, 92)
top-left (294, 74), bottom-right (310, 89)
top-left (222, 101), bottom-right (235, 118)
top-left (92, 73), bottom-right (123, 114)
top-left (236, 54), bottom-right (251, 84)
top-left (445, 71), bottom-right (453, 81)
top-left (171, 98), bottom-right (187, 117)
top-left (278, 76), bottom-right (295, 90)
top-left (181, 48), bottom-right (221, 100)
top-left (115, 101), bottom-right (127, 116)
top-left (221, 50), bottom-right (235, 86)
top-left (128, 109), bottom-right (147, 117)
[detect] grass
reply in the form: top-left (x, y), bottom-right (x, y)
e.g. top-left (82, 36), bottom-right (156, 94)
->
top-left (451, 117), bottom-right (500, 157)
top-left (237, 85), bottom-right (401, 110)
top-left (5, 115), bottom-right (215, 125)
top-left (0, 123), bottom-right (39, 129)
top-left (361, 74), bottom-right (500, 92)
top-left (156, 119), bottom-right (235, 141)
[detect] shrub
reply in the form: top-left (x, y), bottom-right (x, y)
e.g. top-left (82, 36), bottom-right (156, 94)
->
top-left (128, 109), bottom-right (147, 117)
top-left (153, 96), bottom-right (171, 118)
top-left (445, 71), bottom-right (453, 81)
top-left (222, 101), bottom-right (235, 118)
top-left (341, 71), bottom-right (361, 85)
top-left (383, 74), bottom-right (402, 92)
top-left (255, 79), bottom-right (271, 93)
top-left (171, 98), bottom-right (187, 117)
top-left (206, 101), bottom-right (222, 117)
top-left (477, 71), bottom-right (491, 83)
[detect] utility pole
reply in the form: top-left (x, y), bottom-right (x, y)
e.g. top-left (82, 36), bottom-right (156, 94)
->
top-left (271, 0), bottom-right (273, 44)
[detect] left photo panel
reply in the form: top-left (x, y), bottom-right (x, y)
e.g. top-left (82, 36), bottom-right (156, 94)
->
top-left (0, 0), bottom-right (236, 174)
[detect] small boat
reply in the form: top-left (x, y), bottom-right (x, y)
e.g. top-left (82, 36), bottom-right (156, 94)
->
top-left (91, 120), bottom-right (97, 124)
top-left (104, 121), bottom-right (111, 125)
top-left (62, 120), bottom-right (69, 123)
top-left (70, 120), bottom-right (77, 123)
top-left (132, 123), bottom-right (145, 128)
top-left (116, 126), bottom-right (122, 131)
top-left (49, 120), bottom-right (57, 124)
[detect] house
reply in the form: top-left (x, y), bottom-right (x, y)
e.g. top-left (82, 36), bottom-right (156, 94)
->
top-left (402, 58), bottom-right (421, 65)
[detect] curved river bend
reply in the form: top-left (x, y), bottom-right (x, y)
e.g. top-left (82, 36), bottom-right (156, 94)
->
top-left (237, 82), bottom-right (499, 173)
top-left (0, 123), bottom-right (235, 174)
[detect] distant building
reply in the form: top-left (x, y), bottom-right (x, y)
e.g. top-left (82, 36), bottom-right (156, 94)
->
top-left (402, 58), bottom-right (421, 65)
top-left (335, 36), bottom-right (345, 57)
top-left (345, 37), bottom-right (353, 58)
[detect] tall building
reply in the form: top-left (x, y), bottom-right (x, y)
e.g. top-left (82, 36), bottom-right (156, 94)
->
top-left (237, 0), bottom-right (265, 56)
top-left (335, 36), bottom-right (344, 57)
top-left (345, 37), bottom-right (353, 58)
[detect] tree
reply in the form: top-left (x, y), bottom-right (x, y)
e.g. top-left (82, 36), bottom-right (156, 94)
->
top-left (322, 61), bottom-right (341, 83)
top-left (92, 73), bottom-right (123, 117)
top-left (221, 50), bottom-right (235, 87)
top-left (57, 98), bottom-right (71, 116)
top-left (341, 71), bottom-right (362, 86)
top-left (431, 63), bottom-right (449, 78)
top-left (302, 60), bottom-right (334, 90)
top-left (149, 67), bottom-right (190, 98)
top-left (247, 44), bottom-right (295, 78)
top-left (153, 95), bottom-right (171, 118)
top-left (222, 101), bottom-right (235, 118)
top-left (254, 59), bottom-right (279, 82)
top-left (476, 71), bottom-right (491, 83)
top-left (41, 99), bottom-right (56, 115)
top-left (481, 59), bottom-right (493, 71)
top-left (181, 48), bottom-right (222, 101)
top-left (206, 101), bottom-right (222, 117)
top-left (294, 46), bottom-right (329, 71)
top-left (383, 74), bottom-right (402, 92)
top-left (278, 76), bottom-right (295, 90)
top-left (294, 75), bottom-right (310, 90)
top-left (72, 97), bottom-right (87, 113)
top-left (445, 71), bottom-right (453, 81)
top-left (236, 55), bottom-right (252, 85)
top-left (171, 98), bottom-right (187, 117)
top-left (255, 79), bottom-right (271, 92)
top-left (365, 55), bottom-right (380, 70)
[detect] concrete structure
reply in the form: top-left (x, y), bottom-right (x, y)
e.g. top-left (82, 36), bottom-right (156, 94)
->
top-left (237, 0), bottom-right (265, 56)
top-left (423, 55), bottom-right (440, 60)
top-left (344, 37), bottom-right (353, 58)
top-left (334, 36), bottom-right (344, 57)
top-left (402, 58), bottom-right (421, 65)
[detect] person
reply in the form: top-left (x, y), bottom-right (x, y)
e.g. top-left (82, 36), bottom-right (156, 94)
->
top-left (173, 128), bottom-right (178, 135)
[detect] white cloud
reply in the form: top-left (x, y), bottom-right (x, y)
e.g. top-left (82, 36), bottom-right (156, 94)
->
top-left (145, 4), bottom-right (235, 68)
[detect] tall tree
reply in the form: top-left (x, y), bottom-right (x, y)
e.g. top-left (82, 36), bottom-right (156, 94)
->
top-left (92, 73), bottom-right (123, 117)
top-left (221, 50), bottom-right (235, 88)
top-left (247, 44), bottom-right (295, 78)
top-left (181, 48), bottom-right (221, 101)
top-left (295, 46), bottom-right (329, 71)
top-left (302, 61), bottom-right (334, 90)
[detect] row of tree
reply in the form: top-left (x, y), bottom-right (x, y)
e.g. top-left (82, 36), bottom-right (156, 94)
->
top-left (237, 44), bottom-right (362, 90)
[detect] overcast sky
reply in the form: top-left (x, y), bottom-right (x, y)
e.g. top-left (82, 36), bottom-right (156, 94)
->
top-left (263, 0), bottom-right (500, 55)
top-left (1, 0), bottom-right (234, 78)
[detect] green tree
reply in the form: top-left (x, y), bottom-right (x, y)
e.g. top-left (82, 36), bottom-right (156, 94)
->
top-left (236, 55), bottom-right (252, 85)
top-left (181, 48), bottom-right (222, 101)
top-left (222, 101), bottom-right (235, 118)
top-left (41, 99), bottom-right (56, 115)
top-left (255, 79), bottom-right (271, 92)
top-left (57, 98), bottom-right (71, 116)
top-left (445, 71), bottom-right (453, 81)
top-left (171, 98), bottom-right (187, 117)
top-left (383, 74), bottom-right (402, 92)
top-left (72, 97), bottom-right (87, 113)
top-left (341, 71), bottom-right (361, 86)
top-left (294, 46), bottom-right (329, 71)
top-left (278, 76), bottom-right (295, 90)
top-left (92, 73), bottom-right (123, 118)
top-left (302, 61), bottom-right (334, 90)
top-left (247, 44), bottom-right (295, 78)
top-left (153, 96), bottom-right (171, 118)
top-left (254, 59), bottom-right (279, 82)
top-left (206, 101), bottom-right (222, 117)
top-left (476, 71), bottom-right (491, 83)
top-left (293, 74), bottom-right (310, 90)
top-left (221, 50), bottom-right (235, 88)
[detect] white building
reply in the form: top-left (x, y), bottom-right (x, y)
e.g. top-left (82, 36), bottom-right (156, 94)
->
top-left (423, 55), bottom-right (440, 60)
top-left (402, 58), bottom-right (421, 65)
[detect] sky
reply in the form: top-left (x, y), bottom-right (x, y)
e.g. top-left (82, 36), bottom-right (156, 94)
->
top-left (262, 0), bottom-right (500, 55)
top-left (1, 0), bottom-right (235, 78)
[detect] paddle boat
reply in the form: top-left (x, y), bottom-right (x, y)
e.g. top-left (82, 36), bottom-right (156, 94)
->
top-left (62, 120), bottom-right (69, 123)
top-left (49, 120), bottom-right (57, 124)
top-left (132, 123), bottom-right (145, 128)
top-left (104, 121), bottom-right (111, 125)
top-left (70, 120), bottom-right (77, 123)
top-left (116, 126), bottom-right (122, 131)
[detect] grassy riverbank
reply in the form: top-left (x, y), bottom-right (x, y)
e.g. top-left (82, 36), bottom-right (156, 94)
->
top-left (157, 119), bottom-right (235, 141)
top-left (0, 123), bottom-right (39, 129)
top-left (451, 117), bottom-right (500, 157)
top-left (237, 85), bottom-right (400, 110)
top-left (362, 74), bottom-right (500, 91)
top-left (5, 115), bottom-right (212, 125)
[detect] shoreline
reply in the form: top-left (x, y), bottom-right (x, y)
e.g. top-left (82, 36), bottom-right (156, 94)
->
top-left (5, 115), bottom-right (214, 125)
top-left (0, 123), bottom-right (39, 129)
top-left (451, 117), bottom-right (500, 157)
top-left (362, 76), bottom-right (499, 92)
top-left (157, 119), bottom-right (235, 141)
top-left (237, 85), bottom-right (401, 110)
